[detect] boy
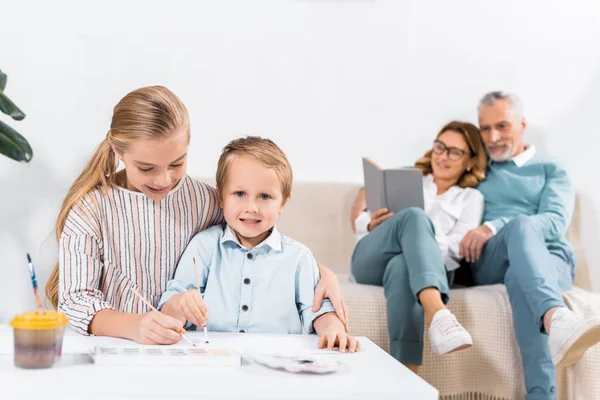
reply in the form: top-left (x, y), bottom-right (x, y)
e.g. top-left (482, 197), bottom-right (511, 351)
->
top-left (159, 137), bottom-right (359, 352)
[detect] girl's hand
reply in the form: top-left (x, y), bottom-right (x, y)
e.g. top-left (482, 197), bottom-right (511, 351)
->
top-left (165, 290), bottom-right (209, 328)
top-left (134, 310), bottom-right (185, 345)
top-left (318, 329), bottom-right (361, 354)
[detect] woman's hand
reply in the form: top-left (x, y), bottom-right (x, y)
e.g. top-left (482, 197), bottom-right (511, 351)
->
top-left (133, 310), bottom-right (185, 345)
top-left (368, 208), bottom-right (394, 232)
top-left (313, 264), bottom-right (349, 331)
top-left (351, 188), bottom-right (367, 232)
top-left (163, 290), bottom-right (209, 328)
top-left (314, 313), bottom-right (360, 353)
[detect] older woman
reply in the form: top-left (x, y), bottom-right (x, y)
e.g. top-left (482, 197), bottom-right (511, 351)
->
top-left (350, 121), bottom-right (487, 372)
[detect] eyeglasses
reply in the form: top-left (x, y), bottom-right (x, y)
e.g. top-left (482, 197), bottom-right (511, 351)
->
top-left (432, 140), bottom-right (469, 161)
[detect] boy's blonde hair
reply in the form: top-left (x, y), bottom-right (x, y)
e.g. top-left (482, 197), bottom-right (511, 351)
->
top-left (46, 86), bottom-right (189, 309)
top-left (216, 136), bottom-right (293, 203)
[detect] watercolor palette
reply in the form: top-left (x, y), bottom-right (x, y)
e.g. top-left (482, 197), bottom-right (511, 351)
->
top-left (91, 346), bottom-right (241, 367)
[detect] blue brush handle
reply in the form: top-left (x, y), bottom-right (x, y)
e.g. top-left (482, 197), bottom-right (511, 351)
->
top-left (27, 253), bottom-right (38, 290)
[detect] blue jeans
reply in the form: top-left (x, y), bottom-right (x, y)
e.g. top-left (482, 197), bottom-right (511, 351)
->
top-left (471, 216), bottom-right (575, 400)
top-left (351, 208), bottom-right (449, 365)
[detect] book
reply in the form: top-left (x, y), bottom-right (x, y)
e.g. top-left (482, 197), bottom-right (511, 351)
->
top-left (362, 157), bottom-right (424, 213)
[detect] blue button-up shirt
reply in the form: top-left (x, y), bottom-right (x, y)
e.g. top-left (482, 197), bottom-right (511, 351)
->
top-left (159, 224), bottom-right (335, 334)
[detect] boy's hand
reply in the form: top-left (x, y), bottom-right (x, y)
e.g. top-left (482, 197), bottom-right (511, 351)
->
top-left (318, 329), bottom-right (361, 354)
top-left (165, 290), bottom-right (209, 328)
top-left (313, 313), bottom-right (360, 353)
top-left (134, 311), bottom-right (185, 345)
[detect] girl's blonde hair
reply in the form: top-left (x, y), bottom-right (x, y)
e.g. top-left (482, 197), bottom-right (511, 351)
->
top-left (216, 136), bottom-right (293, 203)
top-left (414, 120), bottom-right (487, 188)
top-left (46, 86), bottom-right (189, 309)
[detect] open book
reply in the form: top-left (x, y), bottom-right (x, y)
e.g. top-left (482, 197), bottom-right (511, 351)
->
top-left (362, 157), bottom-right (424, 213)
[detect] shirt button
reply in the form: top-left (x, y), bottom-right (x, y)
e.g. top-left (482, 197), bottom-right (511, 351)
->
top-left (239, 330), bottom-right (246, 333)
top-left (241, 305), bottom-right (249, 312)
top-left (247, 253), bottom-right (253, 260)
top-left (244, 278), bottom-right (251, 285)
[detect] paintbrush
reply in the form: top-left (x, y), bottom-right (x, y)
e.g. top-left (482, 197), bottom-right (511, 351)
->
top-left (130, 288), bottom-right (196, 347)
top-left (26, 254), bottom-right (43, 313)
top-left (193, 257), bottom-right (209, 344)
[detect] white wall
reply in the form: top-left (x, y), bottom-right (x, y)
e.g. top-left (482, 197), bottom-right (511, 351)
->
top-left (2, 0), bottom-right (600, 321)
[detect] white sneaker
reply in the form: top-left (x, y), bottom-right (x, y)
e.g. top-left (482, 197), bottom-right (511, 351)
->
top-left (429, 309), bottom-right (473, 355)
top-left (548, 308), bottom-right (600, 367)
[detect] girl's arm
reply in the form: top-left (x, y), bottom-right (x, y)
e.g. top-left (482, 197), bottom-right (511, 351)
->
top-left (57, 200), bottom-right (117, 336)
top-left (89, 310), bottom-right (140, 339)
top-left (58, 199), bottom-right (183, 344)
top-left (297, 251), bottom-right (359, 353)
top-left (313, 263), bottom-right (348, 329)
top-left (89, 309), bottom-right (183, 344)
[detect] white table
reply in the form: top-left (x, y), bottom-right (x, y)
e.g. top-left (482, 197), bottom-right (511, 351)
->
top-left (0, 325), bottom-right (438, 400)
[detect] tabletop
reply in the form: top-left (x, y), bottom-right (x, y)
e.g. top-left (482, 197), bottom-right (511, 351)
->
top-left (0, 325), bottom-right (438, 400)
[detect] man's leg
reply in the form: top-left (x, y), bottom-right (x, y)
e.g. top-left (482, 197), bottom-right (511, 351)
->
top-left (472, 216), bottom-right (574, 399)
top-left (471, 216), bottom-right (569, 313)
top-left (504, 253), bottom-right (572, 400)
top-left (493, 219), bottom-right (600, 370)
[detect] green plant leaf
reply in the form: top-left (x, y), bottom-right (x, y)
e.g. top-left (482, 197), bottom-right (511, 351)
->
top-left (0, 91), bottom-right (26, 121)
top-left (0, 119), bottom-right (32, 162)
top-left (0, 69), bottom-right (6, 92)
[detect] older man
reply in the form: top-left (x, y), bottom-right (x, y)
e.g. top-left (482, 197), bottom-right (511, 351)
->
top-left (460, 91), bottom-right (600, 400)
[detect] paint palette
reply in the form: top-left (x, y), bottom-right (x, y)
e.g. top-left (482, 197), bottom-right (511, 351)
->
top-left (91, 346), bottom-right (241, 367)
top-left (249, 354), bottom-right (342, 374)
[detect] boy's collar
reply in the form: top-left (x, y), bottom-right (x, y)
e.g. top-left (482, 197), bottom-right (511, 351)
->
top-left (221, 224), bottom-right (282, 252)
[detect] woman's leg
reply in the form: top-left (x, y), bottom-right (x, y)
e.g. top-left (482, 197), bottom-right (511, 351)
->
top-left (419, 288), bottom-right (447, 325)
top-left (383, 253), bottom-right (425, 368)
top-left (351, 208), bottom-right (453, 364)
top-left (351, 208), bottom-right (448, 295)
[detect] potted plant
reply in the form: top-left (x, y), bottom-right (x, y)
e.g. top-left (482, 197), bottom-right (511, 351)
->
top-left (0, 69), bottom-right (32, 162)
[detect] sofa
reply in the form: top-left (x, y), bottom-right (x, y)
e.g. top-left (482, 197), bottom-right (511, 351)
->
top-left (276, 180), bottom-right (600, 400)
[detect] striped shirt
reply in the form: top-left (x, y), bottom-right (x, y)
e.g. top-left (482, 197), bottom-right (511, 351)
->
top-left (58, 175), bottom-right (223, 335)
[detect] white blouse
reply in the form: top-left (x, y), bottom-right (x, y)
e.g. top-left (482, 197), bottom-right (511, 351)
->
top-left (354, 174), bottom-right (484, 271)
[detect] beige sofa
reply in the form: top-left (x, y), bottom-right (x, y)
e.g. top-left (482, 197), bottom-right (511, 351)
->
top-left (277, 181), bottom-right (600, 400)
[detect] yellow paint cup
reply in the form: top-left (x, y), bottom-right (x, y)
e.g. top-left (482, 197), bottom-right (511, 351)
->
top-left (10, 311), bottom-right (69, 369)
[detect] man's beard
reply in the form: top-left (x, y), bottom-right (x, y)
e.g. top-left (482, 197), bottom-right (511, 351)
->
top-left (486, 144), bottom-right (515, 162)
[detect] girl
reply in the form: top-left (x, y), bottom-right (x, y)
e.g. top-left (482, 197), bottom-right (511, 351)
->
top-left (46, 86), bottom-right (346, 344)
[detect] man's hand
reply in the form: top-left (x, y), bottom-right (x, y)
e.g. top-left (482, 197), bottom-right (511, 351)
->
top-left (460, 225), bottom-right (493, 262)
top-left (368, 208), bottom-right (394, 232)
top-left (313, 264), bottom-right (349, 331)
